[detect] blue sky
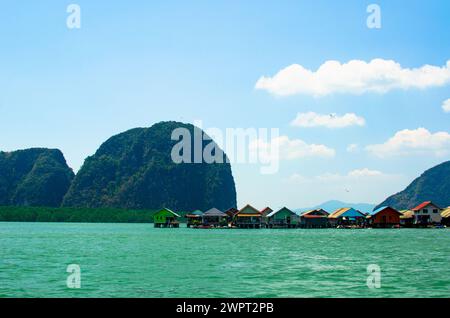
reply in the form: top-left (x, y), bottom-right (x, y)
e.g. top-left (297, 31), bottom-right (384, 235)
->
top-left (1, 0), bottom-right (449, 209)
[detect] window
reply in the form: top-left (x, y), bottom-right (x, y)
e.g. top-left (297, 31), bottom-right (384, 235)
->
top-left (423, 209), bottom-right (428, 214)
top-left (433, 209), bottom-right (439, 213)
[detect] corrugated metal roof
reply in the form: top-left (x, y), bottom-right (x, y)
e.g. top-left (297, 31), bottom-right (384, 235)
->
top-left (328, 207), bottom-right (351, 218)
top-left (372, 206), bottom-right (388, 214)
top-left (203, 208), bottom-right (227, 217)
top-left (301, 209), bottom-right (329, 217)
top-left (267, 207), bottom-right (295, 218)
top-left (411, 201), bottom-right (442, 211)
top-left (260, 207), bottom-right (273, 216)
top-left (190, 210), bottom-right (204, 216)
top-left (329, 207), bottom-right (365, 219)
top-left (224, 208), bottom-right (239, 216)
top-left (237, 204), bottom-right (262, 216)
top-left (370, 206), bottom-right (401, 216)
top-left (400, 210), bottom-right (414, 219)
top-left (157, 208), bottom-right (181, 218)
top-left (441, 207), bottom-right (450, 218)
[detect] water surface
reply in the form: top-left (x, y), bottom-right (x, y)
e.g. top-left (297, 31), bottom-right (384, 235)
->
top-left (0, 222), bottom-right (449, 297)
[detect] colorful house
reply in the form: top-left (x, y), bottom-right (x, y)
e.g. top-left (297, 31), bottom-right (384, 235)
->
top-left (260, 207), bottom-right (273, 228)
top-left (400, 210), bottom-right (414, 227)
top-left (412, 201), bottom-right (442, 225)
top-left (153, 208), bottom-right (180, 228)
top-left (299, 209), bottom-right (329, 228)
top-left (185, 210), bottom-right (204, 227)
top-left (368, 206), bottom-right (402, 228)
top-left (224, 207), bottom-right (239, 223)
top-left (267, 207), bottom-right (298, 228)
top-left (441, 207), bottom-right (450, 226)
top-left (234, 204), bottom-right (262, 228)
top-left (328, 207), bottom-right (367, 227)
top-left (202, 208), bottom-right (228, 227)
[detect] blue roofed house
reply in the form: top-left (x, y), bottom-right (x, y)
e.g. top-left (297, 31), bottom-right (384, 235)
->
top-left (367, 206), bottom-right (402, 228)
top-left (328, 207), bottom-right (367, 227)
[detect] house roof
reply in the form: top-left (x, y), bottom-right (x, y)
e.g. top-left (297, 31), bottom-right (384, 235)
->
top-left (267, 207), bottom-right (295, 218)
top-left (187, 210), bottom-right (204, 216)
top-left (400, 210), bottom-right (414, 219)
top-left (329, 207), bottom-right (365, 219)
top-left (157, 208), bottom-right (181, 218)
top-left (203, 208), bottom-right (227, 217)
top-left (302, 214), bottom-right (328, 219)
top-left (237, 204), bottom-right (262, 216)
top-left (225, 207), bottom-right (239, 215)
top-left (412, 201), bottom-right (441, 211)
top-left (441, 207), bottom-right (450, 218)
top-left (301, 209), bottom-right (329, 217)
top-left (260, 207), bottom-right (273, 216)
top-left (370, 206), bottom-right (401, 216)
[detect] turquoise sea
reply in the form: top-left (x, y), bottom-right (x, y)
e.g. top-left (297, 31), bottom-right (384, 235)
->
top-left (0, 222), bottom-right (449, 298)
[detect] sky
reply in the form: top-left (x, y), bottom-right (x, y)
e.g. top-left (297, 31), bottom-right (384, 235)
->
top-left (0, 0), bottom-right (449, 210)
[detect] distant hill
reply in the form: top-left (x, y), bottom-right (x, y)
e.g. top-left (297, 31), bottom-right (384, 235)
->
top-left (63, 121), bottom-right (237, 211)
top-left (0, 148), bottom-right (74, 207)
top-left (296, 200), bottom-right (376, 214)
top-left (375, 160), bottom-right (450, 211)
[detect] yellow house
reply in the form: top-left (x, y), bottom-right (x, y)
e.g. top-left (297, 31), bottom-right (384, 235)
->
top-left (234, 204), bottom-right (262, 229)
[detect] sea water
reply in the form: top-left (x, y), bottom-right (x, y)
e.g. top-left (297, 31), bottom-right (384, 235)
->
top-left (0, 222), bottom-right (449, 298)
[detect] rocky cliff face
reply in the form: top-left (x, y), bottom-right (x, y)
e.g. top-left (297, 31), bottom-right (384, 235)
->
top-left (0, 148), bottom-right (74, 207)
top-left (375, 160), bottom-right (450, 210)
top-left (63, 121), bottom-right (237, 211)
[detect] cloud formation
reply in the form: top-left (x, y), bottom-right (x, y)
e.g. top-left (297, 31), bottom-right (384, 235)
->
top-left (443, 98), bottom-right (450, 113)
top-left (366, 128), bottom-right (450, 158)
top-left (291, 112), bottom-right (365, 128)
top-left (250, 135), bottom-right (335, 161)
top-left (255, 59), bottom-right (450, 96)
top-left (348, 168), bottom-right (383, 177)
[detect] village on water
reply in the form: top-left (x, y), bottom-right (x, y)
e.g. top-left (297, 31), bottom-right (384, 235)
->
top-left (153, 201), bottom-right (450, 229)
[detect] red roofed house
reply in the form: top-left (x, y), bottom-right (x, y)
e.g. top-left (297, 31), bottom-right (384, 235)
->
top-left (260, 207), bottom-right (273, 228)
top-left (412, 201), bottom-right (443, 225)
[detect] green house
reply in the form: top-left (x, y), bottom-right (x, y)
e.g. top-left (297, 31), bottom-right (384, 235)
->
top-left (267, 207), bottom-right (298, 228)
top-left (153, 208), bottom-right (181, 228)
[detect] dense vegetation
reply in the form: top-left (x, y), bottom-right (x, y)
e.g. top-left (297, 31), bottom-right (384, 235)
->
top-left (62, 121), bottom-right (237, 211)
top-left (0, 148), bottom-right (74, 207)
top-left (375, 160), bottom-right (450, 210)
top-left (0, 206), bottom-right (161, 223)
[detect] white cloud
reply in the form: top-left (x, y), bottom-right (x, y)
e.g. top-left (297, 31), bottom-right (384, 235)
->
top-left (250, 135), bottom-right (335, 161)
top-left (366, 128), bottom-right (450, 158)
top-left (346, 143), bottom-right (359, 153)
top-left (443, 98), bottom-right (450, 113)
top-left (348, 168), bottom-right (383, 177)
top-left (291, 112), bottom-right (365, 128)
top-left (255, 59), bottom-right (450, 97)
